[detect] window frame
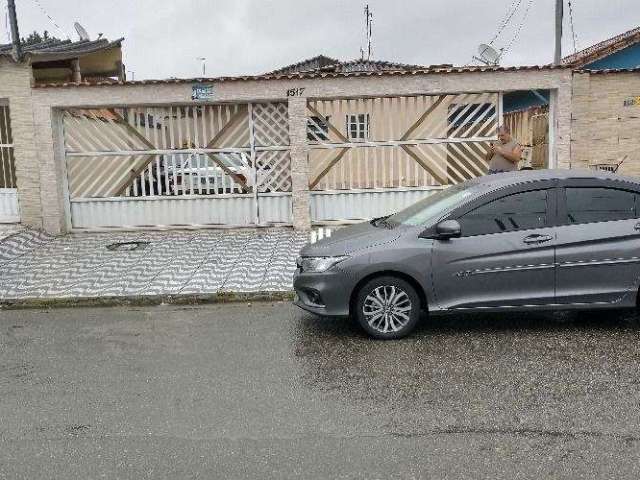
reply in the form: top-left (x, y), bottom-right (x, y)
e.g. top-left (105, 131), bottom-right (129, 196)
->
top-left (438, 180), bottom-right (559, 238)
top-left (558, 180), bottom-right (640, 227)
top-left (345, 113), bottom-right (370, 141)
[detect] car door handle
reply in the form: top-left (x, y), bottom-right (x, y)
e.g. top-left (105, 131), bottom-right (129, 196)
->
top-left (523, 234), bottom-right (553, 244)
top-left (634, 222), bottom-right (640, 231)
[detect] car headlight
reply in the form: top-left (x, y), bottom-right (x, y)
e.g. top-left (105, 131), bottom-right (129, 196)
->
top-left (297, 256), bottom-right (349, 273)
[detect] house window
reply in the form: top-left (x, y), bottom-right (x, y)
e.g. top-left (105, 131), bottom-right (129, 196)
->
top-left (346, 113), bottom-right (370, 141)
top-left (307, 115), bottom-right (330, 141)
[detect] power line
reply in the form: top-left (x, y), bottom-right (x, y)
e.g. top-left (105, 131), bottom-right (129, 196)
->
top-left (30, 0), bottom-right (71, 40)
top-left (502, 0), bottom-right (536, 57)
top-left (568, 0), bottom-right (579, 53)
top-left (489, 0), bottom-right (524, 45)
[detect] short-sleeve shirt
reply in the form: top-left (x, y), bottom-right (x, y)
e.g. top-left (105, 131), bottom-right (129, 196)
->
top-left (489, 140), bottom-right (520, 172)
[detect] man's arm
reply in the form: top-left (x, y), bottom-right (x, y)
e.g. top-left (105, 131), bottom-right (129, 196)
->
top-left (495, 144), bottom-right (523, 164)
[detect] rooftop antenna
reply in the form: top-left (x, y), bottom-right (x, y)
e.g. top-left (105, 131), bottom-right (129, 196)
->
top-left (196, 57), bottom-right (206, 76)
top-left (360, 4), bottom-right (373, 60)
top-left (474, 43), bottom-right (502, 66)
top-left (74, 22), bottom-right (90, 41)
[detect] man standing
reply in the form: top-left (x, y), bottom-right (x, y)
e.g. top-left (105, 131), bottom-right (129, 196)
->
top-left (486, 126), bottom-right (523, 174)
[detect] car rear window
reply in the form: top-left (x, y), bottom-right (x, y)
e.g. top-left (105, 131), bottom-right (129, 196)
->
top-left (565, 187), bottom-right (637, 224)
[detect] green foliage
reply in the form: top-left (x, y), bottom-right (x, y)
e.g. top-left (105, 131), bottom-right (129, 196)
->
top-left (21, 30), bottom-right (60, 46)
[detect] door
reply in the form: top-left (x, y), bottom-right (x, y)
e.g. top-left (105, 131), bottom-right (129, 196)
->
top-left (432, 188), bottom-right (556, 309)
top-left (555, 185), bottom-right (640, 305)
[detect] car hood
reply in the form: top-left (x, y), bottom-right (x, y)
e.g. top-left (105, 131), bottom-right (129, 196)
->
top-left (300, 221), bottom-right (402, 257)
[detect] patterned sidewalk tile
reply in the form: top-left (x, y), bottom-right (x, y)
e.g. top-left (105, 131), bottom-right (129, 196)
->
top-left (0, 229), bottom-right (310, 301)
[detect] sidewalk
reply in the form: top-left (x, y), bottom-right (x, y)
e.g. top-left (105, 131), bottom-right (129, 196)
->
top-left (0, 228), bottom-right (309, 305)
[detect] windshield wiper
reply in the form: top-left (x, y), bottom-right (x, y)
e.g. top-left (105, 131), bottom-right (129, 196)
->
top-left (371, 215), bottom-right (394, 229)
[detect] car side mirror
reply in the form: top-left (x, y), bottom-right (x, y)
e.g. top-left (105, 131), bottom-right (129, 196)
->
top-left (419, 220), bottom-right (461, 240)
top-left (436, 220), bottom-right (461, 239)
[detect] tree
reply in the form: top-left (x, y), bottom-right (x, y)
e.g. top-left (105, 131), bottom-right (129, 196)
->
top-left (21, 30), bottom-right (60, 46)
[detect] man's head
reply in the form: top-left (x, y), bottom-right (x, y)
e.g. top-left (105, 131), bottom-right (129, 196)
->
top-left (497, 126), bottom-right (512, 145)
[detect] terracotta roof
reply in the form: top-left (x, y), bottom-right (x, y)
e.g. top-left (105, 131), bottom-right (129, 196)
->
top-left (33, 64), bottom-right (569, 89)
top-left (265, 54), bottom-right (432, 75)
top-left (562, 26), bottom-right (640, 67)
top-left (0, 38), bottom-right (124, 62)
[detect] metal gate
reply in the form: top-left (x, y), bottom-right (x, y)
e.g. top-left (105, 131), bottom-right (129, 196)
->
top-left (0, 103), bottom-right (19, 224)
top-left (306, 92), bottom-right (501, 223)
top-left (62, 102), bottom-right (292, 230)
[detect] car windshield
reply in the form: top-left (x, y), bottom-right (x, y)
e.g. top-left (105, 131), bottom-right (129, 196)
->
top-left (386, 183), bottom-right (479, 227)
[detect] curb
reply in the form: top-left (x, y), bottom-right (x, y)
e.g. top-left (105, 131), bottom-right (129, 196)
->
top-left (0, 291), bottom-right (295, 310)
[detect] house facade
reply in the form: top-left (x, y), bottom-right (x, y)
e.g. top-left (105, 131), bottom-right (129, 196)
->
top-left (1, 28), bottom-right (639, 234)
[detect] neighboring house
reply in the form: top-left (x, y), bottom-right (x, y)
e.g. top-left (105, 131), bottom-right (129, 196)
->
top-left (0, 37), bottom-right (124, 225)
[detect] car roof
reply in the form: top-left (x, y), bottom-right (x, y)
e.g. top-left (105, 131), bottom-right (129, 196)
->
top-left (466, 169), bottom-right (640, 192)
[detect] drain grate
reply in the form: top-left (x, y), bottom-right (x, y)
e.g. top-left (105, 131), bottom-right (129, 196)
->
top-left (106, 241), bottom-right (150, 252)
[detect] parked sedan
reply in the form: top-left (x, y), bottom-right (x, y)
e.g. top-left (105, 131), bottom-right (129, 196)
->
top-left (294, 169), bottom-right (640, 339)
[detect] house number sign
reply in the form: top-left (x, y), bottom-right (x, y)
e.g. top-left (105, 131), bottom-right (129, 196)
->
top-left (286, 87), bottom-right (306, 97)
top-left (623, 96), bottom-right (640, 107)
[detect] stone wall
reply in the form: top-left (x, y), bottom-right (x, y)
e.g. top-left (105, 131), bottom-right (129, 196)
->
top-left (571, 71), bottom-right (640, 176)
top-left (0, 58), bottom-right (41, 229)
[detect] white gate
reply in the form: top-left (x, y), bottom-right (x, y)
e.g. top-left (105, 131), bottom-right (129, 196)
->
top-left (0, 103), bottom-right (19, 224)
top-left (62, 102), bottom-right (292, 230)
top-left (306, 92), bottom-right (502, 223)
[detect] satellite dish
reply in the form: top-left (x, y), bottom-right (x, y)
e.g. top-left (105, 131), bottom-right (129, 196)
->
top-left (476, 44), bottom-right (502, 66)
top-left (74, 22), bottom-right (91, 41)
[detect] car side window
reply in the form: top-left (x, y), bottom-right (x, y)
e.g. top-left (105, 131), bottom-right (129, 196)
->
top-left (564, 187), bottom-right (637, 225)
top-left (457, 190), bottom-right (548, 237)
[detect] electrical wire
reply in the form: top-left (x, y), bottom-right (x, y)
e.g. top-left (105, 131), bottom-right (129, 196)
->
top-left (501, 0), bottom-right (536, 57)
top-left (489, 0), bottom-right (524, 45)
top-left (568, 0), bottom-right (579, 54)
top-left (30, 0), bottom-right (71, 40)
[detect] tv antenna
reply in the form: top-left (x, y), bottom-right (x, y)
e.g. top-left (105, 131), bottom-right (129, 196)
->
top-left (474, 43), bottom-right (502, 66)
top-left (360, 4), bottom-right (373, 60)
top-left (196, 57), bottom-right (206, 76)
top-left (74, 22), bottom-right (90, 41)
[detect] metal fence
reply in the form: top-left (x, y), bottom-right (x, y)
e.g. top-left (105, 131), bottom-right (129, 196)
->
top-left (0, 104), bottom-right (16, 189)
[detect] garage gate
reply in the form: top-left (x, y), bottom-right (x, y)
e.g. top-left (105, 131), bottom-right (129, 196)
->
top-left (62, 102), bottom-right (292, 230)
top-left (306, 92), bottom-right (502, 223)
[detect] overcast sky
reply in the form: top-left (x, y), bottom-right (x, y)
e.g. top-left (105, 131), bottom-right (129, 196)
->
top-left (3, 0), bottom-right (639, 79)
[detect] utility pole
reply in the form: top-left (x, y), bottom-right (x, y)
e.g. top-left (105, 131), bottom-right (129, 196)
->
top-left (554, 0), bottom-right (563, 65)
top-left (7, 0), bottom-right (22, 61)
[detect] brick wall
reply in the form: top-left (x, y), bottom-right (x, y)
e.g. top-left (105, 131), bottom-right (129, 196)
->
top-left (571, 71), bottom-right (640, 176)
top-left (0, 58), bottom-right (42, 229)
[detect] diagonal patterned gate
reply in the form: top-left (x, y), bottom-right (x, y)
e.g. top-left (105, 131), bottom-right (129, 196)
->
top-left (306, 92), bottom-right (502, 223)
top-left (62, 102), bottom-right (292, 229)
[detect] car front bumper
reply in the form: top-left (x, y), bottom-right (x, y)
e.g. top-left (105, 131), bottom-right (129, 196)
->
top-left (292, 268), bottom-right (351, 317)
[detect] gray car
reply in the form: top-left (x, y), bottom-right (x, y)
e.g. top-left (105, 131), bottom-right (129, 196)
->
top-left (294, 169), bottom-right (640, 339)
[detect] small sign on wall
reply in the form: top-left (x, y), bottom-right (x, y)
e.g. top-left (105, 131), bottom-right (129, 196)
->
top-left (623, 96), bottom-right (640, 107)
top-left (192, 84), bottom-right (215, 101)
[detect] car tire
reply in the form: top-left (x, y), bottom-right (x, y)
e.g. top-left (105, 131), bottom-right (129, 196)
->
top-left (355, 276), bottom-right (421, 340)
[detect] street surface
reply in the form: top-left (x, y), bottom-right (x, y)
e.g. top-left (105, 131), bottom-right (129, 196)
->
top-left (2, 303), bottom-right (640, 479)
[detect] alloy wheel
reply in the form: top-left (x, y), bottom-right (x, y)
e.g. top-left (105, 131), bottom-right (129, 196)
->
top-left (362, 285), bottom-right (412, 334)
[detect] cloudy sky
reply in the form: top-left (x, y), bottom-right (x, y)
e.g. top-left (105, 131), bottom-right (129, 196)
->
top-left (3, 0), bottom-right (639, 79)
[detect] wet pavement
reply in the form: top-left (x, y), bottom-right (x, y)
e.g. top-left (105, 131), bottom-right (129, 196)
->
top-left (2, 303), bottom-right (640, 479)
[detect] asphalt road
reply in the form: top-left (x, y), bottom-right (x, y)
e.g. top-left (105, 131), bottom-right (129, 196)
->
top-left (2, 303), bottom-right (640, 479)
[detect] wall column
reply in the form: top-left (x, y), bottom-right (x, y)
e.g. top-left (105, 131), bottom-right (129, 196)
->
top-left (33, 105), bottom-right (66, 233)
top-left (549, 71), bottom-right (573, 169)
top-left (288, 96), bottom-right (311, 231)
